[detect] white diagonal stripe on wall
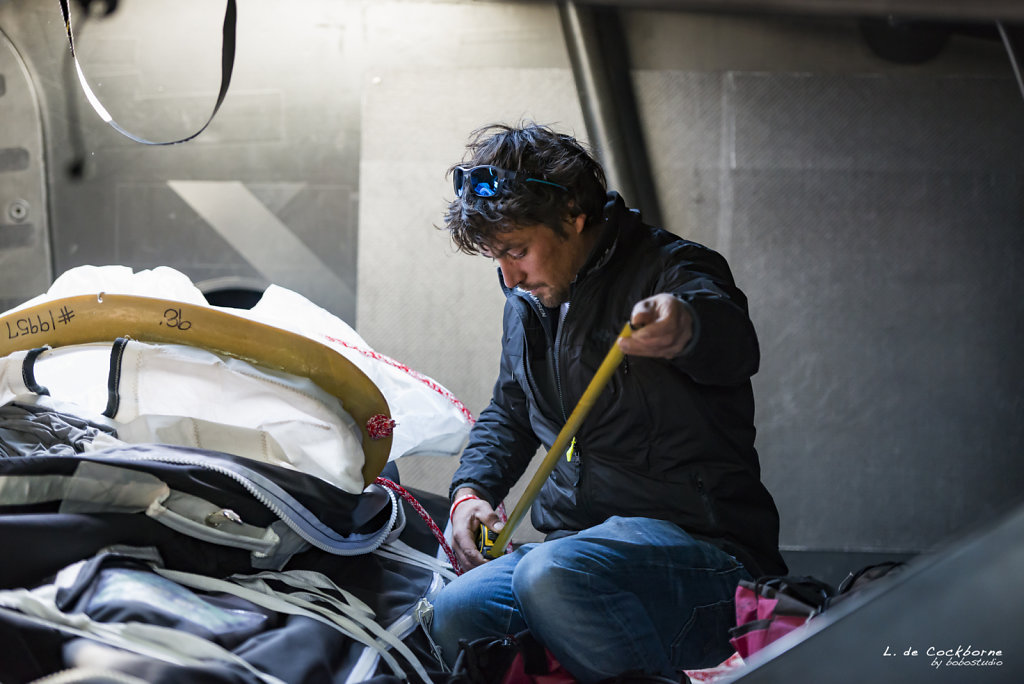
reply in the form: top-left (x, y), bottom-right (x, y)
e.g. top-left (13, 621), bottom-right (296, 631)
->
top-left (168, 180), bottom-right (354, 308)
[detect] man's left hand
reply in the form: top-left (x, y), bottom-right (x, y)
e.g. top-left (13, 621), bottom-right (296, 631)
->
top-left (618, 293), bottom-right (693, 358)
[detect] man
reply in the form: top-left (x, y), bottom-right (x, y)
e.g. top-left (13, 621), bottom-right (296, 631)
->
top-left (431, 123), bottom-right (786, 683)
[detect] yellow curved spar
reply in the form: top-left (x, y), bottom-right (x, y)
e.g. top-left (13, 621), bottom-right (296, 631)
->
top-left (0, 293), bottom-right (392, 487)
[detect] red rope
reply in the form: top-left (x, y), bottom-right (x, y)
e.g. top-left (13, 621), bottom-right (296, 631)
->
top-left (375, 477), bottom-right (463, 576)
top-left (366, 414), bottom-right (397, 440)
top-left (324, 336), bottom-right (476, 424)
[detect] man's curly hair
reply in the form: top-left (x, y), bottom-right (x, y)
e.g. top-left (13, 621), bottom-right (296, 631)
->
top-left (443, 123), bottom-right (607, 255)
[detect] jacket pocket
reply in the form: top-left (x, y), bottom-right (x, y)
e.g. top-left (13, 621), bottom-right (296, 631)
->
top-left (694, 472), bottom-right (722, 532)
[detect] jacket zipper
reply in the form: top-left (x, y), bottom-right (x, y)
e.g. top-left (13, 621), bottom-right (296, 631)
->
top-left (552, 307), bottom-right (569, 426)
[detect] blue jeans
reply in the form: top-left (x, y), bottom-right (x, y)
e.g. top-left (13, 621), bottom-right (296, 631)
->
top-left (430, 516), bottom-right (749, 683)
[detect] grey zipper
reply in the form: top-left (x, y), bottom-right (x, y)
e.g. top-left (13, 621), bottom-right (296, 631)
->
top-left (344, 566), bottom-right (446, 683)
top-left (109, 451), bottom-right (397, 556)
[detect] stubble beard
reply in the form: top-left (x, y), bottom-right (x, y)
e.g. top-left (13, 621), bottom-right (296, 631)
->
top-left (532, 284), bottom-right (570, 308)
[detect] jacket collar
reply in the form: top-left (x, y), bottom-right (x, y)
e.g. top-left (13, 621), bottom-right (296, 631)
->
top-left (578, 191), bottom-right (636, 277)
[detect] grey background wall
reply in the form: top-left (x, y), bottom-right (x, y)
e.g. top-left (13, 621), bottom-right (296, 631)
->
top-left (621, 11), bottom-right (1024, 555)
top-left (0, 0), bottom-right (1021, 563)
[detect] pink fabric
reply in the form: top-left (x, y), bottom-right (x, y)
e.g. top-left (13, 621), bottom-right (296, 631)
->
top-left (734, 587), bottom-right (779, 625)
top-left (500, 648), bottom-right (575, 684)
top-left (729, 615), bottom-right (806, 659)
top-left (685, 652), bottom-right (746, 682)
top-left (729, 584), bottom-right (807, 659)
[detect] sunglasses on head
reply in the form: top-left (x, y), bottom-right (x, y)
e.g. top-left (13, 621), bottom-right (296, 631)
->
top-left (453, 165), bottom-right (567, 198)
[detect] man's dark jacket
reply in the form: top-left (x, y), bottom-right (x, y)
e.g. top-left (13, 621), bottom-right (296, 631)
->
top-left (451, 193), bottom-right (787, 578)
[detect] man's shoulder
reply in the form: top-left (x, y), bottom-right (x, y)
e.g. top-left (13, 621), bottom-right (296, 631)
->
top-left (617, 221), bottom-right (722, 268)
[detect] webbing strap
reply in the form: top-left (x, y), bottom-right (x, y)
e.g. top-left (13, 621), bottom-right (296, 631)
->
top-left (57, 0), bottom-right (237, 146)
top-left (20, 346), bottom-right (52, 397)
top-left (236, 569), bottom-right (433, 682)
top-left (102, 337), bottom-right (128, 418)
top-left (22, 665), bottom-right (150, 684)
top-left (155, 566), bottom-right (433, 682)
top-left (0, 584), bottom-right (287, 684)
top-left (234, 569), bottom-right (375, 617)
top-left (374, 540), bottom-right (457, 583)
top-left (232, 566), bottom-right (446, 682)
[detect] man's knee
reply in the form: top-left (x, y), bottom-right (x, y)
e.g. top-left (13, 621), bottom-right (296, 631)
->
top-left (431, 572), bottom-right (500, 660)
top-left (510, 537), bottom-right (608, 611)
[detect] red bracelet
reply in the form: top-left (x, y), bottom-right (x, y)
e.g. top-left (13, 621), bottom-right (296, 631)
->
top-left (450, 494), bottom-right (481, 521)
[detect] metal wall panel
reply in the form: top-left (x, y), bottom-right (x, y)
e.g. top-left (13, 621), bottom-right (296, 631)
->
top-left (0, 26), bottom-right (51, 312)
top-left (630, 13), bottom-right (1024, 552)
top-left (0, 0), bottom-right (361, 321)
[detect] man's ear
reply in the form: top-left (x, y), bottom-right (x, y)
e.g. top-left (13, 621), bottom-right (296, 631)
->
top-left (572, 212), bottom-right (587, 234)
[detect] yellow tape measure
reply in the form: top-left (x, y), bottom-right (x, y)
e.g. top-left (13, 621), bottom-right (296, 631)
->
top-left (477, 524), bottom-right (500, 555)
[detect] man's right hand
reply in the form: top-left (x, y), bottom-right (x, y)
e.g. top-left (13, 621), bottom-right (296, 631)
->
top-left (450, 487), bottom-right (505, 571)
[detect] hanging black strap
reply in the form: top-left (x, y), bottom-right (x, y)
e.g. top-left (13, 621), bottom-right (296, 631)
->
top-left (21, 346), bottom-right (52, 397)
top-left (103, 337), bottom-right (130, 418)
top-left (57, 0), bottom-right (237, 146)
